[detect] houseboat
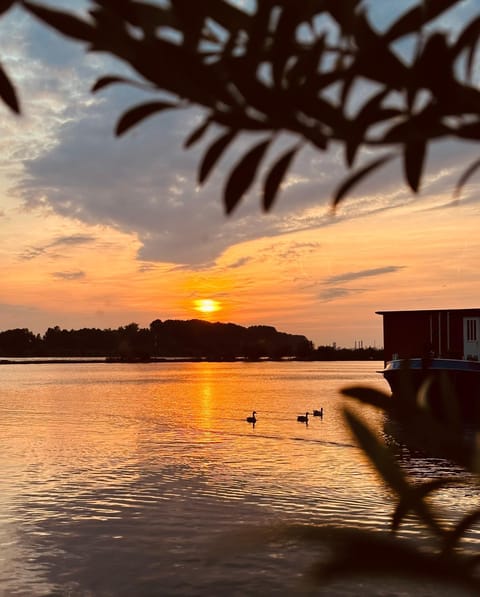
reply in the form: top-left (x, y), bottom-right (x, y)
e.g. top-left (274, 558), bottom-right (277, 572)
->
top-left (377, 309), bottom-right (480, 415)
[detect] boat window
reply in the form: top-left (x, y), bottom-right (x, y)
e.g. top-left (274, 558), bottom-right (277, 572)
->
top-left (467, 319), bottom-right (477, 341)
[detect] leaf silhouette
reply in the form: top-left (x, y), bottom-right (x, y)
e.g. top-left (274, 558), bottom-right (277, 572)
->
top-left (92, 76), bottom-right (126, 93)
top-left (333, 154), bottom-right (396, 208)
top-left (184, 118), bottom-right (211, 149)
top-left (198, 130), bottom-right (237, 184)
top-left (345, 89), bottom-right (395, 167)
top-left (404, 136), bottom-right (426, 193)
top-left (443, 508), bottom-right (480, 553)
top-left (454, 158), bottom-right (480, 198)
top-left (23, 1), bottom-right (95, 42)
top-left (384, 0), bottom-right (459, 42)
top-left (343, 407), bottom-right (408, 495)
top-left (341, 385), bottom-right (391, 411)
top-left (92, 76), bottom-right (150, 93)
top-left (310, 529), bottom-right (480, 592)
top-left (0, 62), bottom-right (19, 114)
top-left (224, 138), bottom-right (271, 214)
top-left (452, 16), bottom-right (480, 80)
top-left (392, 478), bottom-right (455, 534)
top-left (456, 122), bottom-right (480, 141)
top-left (262, 146), bottom-right (298, 212)
top-left (0, 0), bottom-right (15, 16)
top-left (115, 101), bottom-right (177, 136)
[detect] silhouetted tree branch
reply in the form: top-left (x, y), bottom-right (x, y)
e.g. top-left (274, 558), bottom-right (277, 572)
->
top-left (0, 0), bottom-right (478, 213)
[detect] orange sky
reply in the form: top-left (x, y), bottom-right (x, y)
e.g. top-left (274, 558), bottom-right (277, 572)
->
top-left (1, 2), bottom-right (479, 348)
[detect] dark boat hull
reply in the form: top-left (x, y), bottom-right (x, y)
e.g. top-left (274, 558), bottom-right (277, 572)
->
top-left (379, 358), bottom-right (480, 421)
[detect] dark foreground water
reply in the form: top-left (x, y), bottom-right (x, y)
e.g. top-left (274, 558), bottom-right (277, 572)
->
top-left (0, 361), bottom-right (478, 596)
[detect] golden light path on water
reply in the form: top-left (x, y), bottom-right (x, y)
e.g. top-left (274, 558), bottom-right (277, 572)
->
top-left (0, 361), bottom-right (478, 596)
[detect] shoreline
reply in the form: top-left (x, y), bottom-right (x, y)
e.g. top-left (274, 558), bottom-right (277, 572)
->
top-left (0, 356), bottom-right (379, 365)
top-left (0, 357), bottom-right (207, 365)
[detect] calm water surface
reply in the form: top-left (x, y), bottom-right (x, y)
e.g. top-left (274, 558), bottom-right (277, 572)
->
top-left (0, 361), bottom-right (478, 596)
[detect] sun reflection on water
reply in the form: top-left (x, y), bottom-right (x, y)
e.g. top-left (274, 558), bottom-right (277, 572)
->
top-left (1, 362), bottom-right (478, 596)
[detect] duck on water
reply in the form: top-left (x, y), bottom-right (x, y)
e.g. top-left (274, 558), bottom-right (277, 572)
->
top-left (246, 411), bottom-right (257, 424)
top-left (297, 412), bottom-right (309, 423)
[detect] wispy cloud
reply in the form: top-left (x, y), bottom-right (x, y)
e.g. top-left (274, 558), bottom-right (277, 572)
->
top-left (50, 234), bottom-right (96, 247)
top-left (52, 270), bottom-right (86, 280)
top-left (318, 288), bottom-right (357, 301)
top-left (137, 263), bottom-right (158, 273)
top-left (168, 260), bottom-right (218, 272)
top-left (324, 265), bottom-right (405, 285)
top-left (20, 247), bottom-right (47, 260)
top-left (317, 266), bottom-right (406, 301)
top-left (225, 257), bottom-right (252, 269)
top-left (19, 234), bottom-right (97, 260)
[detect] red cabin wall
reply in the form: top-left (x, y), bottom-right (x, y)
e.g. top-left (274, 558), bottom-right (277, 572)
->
top-left (378, 309), bottom-right (480, 364)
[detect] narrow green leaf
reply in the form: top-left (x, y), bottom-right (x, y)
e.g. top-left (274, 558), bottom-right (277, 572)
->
top-left (287, 36), bottom-right (326, 89)
top-left (444, 508), bottom-right (480, 553)
top-left (311, 529), bottom-right (480, 592)
top-left (244, 2), bottom-right (273, 65)
top-left (340, 385), bottom-right (391, 411)
top-left (346, 108), bottom-right (400, 169)
top-left (297, 94), bottom-right (345, 136)
top-left (224, 138), bottom-right (271, 215)
top-left (193, 0), bottom-right (250, 34)
top-left (115, 101), bottom-right (177, 136)
top-left (340, 74), bottom-right (355, 121)
top-left (23, 1), bottom-right (95, 42)
top-left (352, 12), bottom-right (409, 89)
top-left (404, 136), bottom-right (426, 193)
top-left (392, 478), bottom-right (456, 533)
top-left (452, 16), bottom-right (480, 80)
top-left (271, 5), bottom-right (298, 88)
top-left (391, 499), bottom-right (409, 533)
top-left (345, 90), bottom-right (394, 168)
top-left (184, 118), bottom-right (211, 149)
top-left (262, 146), bottom-right (298, 212)
top-left (198, 130), bottom-right (236, 184)
top-left (0, 62), bottom-right (19, 114)
top-left (0, 0), bottom-right (15, 16)
top-left (333, 154), bottom-right (396, 208)
top-left (454, 158), bottom-right (480, 198)
top-left (343, 407), bottom-right (408, 494)
top-left (384, 1), bottom-right (459, 42)
top-left (456, 122), bottom-right (480, 141)
top-left (416, 477), bottom-right (458, 500)
top-left (345, 135), bottom-right (360, 170)
top-left (356, 90), bottom-right (390, 124)
top-left (91, 0), bottom-right (176, 33)
top-left (92, 76), bottom-right (148, 93)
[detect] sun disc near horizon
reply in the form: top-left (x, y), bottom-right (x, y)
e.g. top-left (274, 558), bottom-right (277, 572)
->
top-left (194, 298), bottom-right (222, 314)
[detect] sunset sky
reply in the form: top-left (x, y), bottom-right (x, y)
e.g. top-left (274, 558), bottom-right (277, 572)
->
top-left (0, 0), bottom-right (479, 348)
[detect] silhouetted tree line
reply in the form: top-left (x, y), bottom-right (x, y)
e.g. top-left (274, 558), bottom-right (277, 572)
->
top-left (0, 320), bottom-right (310, 360)
top-left (149, 319), bottom-right (314, 361)
top-left (0, 321), bottom-right (383, 361)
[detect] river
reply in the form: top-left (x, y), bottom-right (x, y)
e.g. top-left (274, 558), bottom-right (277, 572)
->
top-left (0, 361), bottom-right (478, 595)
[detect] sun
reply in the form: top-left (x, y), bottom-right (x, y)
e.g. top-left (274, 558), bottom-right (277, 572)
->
top-left (193, 298), bottom-right (222, 314)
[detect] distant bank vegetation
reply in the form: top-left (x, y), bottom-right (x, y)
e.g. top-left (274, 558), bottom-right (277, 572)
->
top-left (0, 320), bottom-right (382, 361)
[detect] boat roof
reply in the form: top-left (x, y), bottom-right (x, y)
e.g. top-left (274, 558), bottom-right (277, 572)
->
top-left (376, 308), bottom-right (480, 315)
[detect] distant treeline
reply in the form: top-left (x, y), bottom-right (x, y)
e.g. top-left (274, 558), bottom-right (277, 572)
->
top-left (0, 320), bottom-right (383, 361)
